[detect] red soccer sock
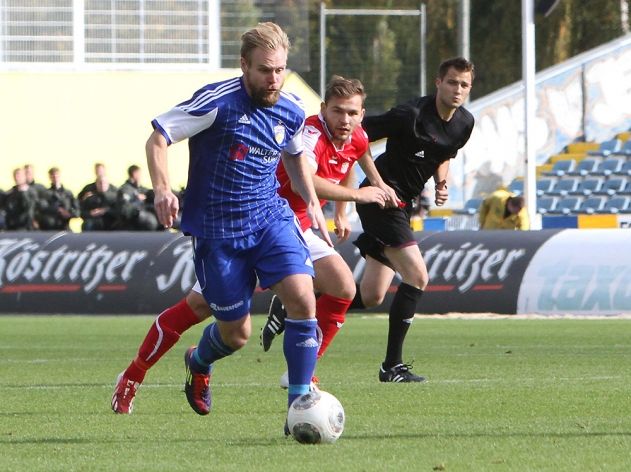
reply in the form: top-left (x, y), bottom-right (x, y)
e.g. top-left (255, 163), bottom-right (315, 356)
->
top-left (123, 298), bottom-right (202, 383)
top-left (315, 294), bottom-right (352, 358)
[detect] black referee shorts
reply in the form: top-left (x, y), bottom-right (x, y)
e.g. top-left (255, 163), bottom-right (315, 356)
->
top-left (353, 202), bottom-right (417, 269)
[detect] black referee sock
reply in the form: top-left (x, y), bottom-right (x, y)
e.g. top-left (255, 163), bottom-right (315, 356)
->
top-left (348, 283), bottom-right (366, 310)
top-left (384, 282), bottom-right (424, 369)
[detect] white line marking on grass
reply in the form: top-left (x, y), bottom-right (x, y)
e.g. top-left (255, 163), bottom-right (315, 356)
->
top-left (0, 382), bottom-right (270, 390)
top-left (359, 314), bottom-right (631, 320)
top-left (1, 376), bottom-right (624, 391)
top-left (434, 375), bottom-right (623, 385)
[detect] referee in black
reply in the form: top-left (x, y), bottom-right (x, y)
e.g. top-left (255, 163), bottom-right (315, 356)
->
top-left (351, 57), bottom-right (475, 382)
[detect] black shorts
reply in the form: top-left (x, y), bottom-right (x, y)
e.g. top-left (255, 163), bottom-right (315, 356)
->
top-left (353, 202), bottom-right (417, 269)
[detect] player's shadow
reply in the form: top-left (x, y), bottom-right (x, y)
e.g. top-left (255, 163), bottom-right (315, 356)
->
top-left (193, 429), bottom-right (631, 447)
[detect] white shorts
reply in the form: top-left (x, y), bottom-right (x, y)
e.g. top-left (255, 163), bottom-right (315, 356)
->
top-left (191, 227), bottom-right (337, 295)
top-left (302, 227), bottom-right (338, 262)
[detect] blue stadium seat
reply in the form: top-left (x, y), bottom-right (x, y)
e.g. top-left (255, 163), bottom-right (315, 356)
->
top-left (568, 157), bottom-right (600, 176)
top-left (508, 179), bottom-right (523, 195)
top-left (536, 196), bottom-right (558, 214)
top-left (570, 176), bottom-right (605, 196)
top-left (595, 177), bottom-right (628, 196)
top-left (578, 196), bottom-right (606, 214)
top-left (544, 159), bottom-right (575, 177)
top-left (548, 177), bottom-right (580, 196)
top-left (551, 196), bottom-right (582, 215)
top-left (459, 197), bottom-right (483, 215)
top-left (536, 178), bottom-right (556, 196)
top-left (587, 138), bottom-right (621, 157)
top-left (593, 157), bottom-right (625, 176)
top-left (622, 179), bottom-right (631, 196)
top-left (617, 140), bottom-right (631, 156)
top-left (617, 159), bottom-right (631, 176)
top-left (598, 196), bottom-right (630, 214)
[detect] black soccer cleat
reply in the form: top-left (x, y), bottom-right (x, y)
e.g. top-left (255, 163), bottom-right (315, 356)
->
top-left (260, 295), bottom-right (287, 352)
top-left (379, 363), bottom-right (427, 383)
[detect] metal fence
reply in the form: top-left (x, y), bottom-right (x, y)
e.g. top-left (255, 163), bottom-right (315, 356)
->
top-left (0, 0), bottom-right (307, 68)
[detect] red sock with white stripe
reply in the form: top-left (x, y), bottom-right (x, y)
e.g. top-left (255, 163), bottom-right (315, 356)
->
top-left (123, 298), bottom-right (202, 383)
top-left (315, 294), bottom-right (352, 358)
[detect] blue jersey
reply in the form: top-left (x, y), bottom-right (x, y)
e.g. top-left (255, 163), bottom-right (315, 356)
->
top-left (152, 76), bottom-right (306, 239)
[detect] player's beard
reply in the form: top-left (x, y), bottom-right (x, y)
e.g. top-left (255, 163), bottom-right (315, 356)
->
top-left (250, 86), bottom-right (281, 107)
top-left (244, 73), bottom-right (283, 107)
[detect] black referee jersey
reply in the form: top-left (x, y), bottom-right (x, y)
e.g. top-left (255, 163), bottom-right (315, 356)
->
top-left (361, 95), bottom-right (474, 202)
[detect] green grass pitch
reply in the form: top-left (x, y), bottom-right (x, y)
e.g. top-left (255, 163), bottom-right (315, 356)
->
top-left (1, 315), bottom-right (630, 471)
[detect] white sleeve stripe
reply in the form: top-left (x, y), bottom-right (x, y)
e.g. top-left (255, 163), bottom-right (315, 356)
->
top-left (280, 91), bottom-right (305, 112)
top-left (181, 85), bottom-right (240, 113)
top-left (180, 85), bottom-right (240, 113)
top-left (180, 79), bottom-right (241, 113)
top-left (184, 77), bottom-right (239, 110)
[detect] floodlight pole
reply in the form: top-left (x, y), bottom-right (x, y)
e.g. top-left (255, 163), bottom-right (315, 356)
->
top-left (522, 0), bottom-right (540, 229)
top-left (458, 0), bottom-right (470, 61)
top-left (208, 0), bottom-right (220, 68)
top-left (319, 2), bottom-right (326, 98)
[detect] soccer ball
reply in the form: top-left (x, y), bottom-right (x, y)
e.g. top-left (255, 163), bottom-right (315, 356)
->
top-left (287, 389), bottom-right (345, 444)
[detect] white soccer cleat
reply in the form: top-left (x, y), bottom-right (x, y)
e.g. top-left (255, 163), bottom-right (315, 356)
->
top-left (280, 370), bottom-right (320, 391)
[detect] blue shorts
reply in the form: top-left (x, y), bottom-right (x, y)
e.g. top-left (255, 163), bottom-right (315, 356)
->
top-left (192, 216), bottom-right (314, 321)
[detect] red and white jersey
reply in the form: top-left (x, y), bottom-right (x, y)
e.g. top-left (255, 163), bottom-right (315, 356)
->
top-left (276, 113), bottom-right (369, 231)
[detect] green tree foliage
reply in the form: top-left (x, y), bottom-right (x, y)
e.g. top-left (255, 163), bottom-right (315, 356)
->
top-left (536, 0), bottom-right (626, 65)
top-left (221, 0), bottom-right (261, 67)
top-left (255, 0), bottom-right (627, 111)
top-left (470, 0), bottom-right (626, 97)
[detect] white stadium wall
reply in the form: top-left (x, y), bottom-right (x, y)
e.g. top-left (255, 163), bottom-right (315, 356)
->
top-left (452, 34), bottom-right (631, 206)
top-left (0, 70), bottom-right (322, 194)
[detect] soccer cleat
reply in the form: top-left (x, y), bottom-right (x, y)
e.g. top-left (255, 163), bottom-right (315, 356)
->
top-left (378, 363), bottom-right (427, 383)
top-left (260, 295), bottom-right (287, 352)
top-left (279, 371), bottom-right (320, 390)
top-left (184, 346), bottom-right (211, 415)
top-left (111, 372), bottom-right (139, 414)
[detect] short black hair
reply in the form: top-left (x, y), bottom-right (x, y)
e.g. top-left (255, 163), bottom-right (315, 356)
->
top-left (438, 57), bottom-right (475, 81)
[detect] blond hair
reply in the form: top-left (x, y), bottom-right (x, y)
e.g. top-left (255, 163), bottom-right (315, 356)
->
top-left (240, 22), bottom-right (290, 63)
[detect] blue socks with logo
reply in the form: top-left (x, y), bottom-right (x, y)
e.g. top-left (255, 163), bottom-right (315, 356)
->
top-left (284, 318), bottom-right (318, 407)
top-left (189, 322), bottom-right (234, 374)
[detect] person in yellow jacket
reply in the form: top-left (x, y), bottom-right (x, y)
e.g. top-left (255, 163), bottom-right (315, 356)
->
top-left (478, 188), bottom-right (530, 230)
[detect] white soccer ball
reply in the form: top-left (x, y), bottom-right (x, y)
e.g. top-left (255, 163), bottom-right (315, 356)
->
top-left (287, 390), bottom-right (345, 444)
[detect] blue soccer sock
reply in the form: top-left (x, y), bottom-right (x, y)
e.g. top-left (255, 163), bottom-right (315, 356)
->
top-left (284, 318), bottom-right (318, 407)
top-left (189, 322), bottom-right (234, 375)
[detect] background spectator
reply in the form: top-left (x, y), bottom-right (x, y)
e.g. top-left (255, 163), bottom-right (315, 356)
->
top-left (411, 188), bottom-right (431, 219)
top-left (478, 188), bottom-right (530, 230)
top-left (24, 163), bottom-right (48, 199)
top-left (4, 167), bottom-right (39, 230)
top-left (0, 188), bottom-right (5, 230)
top-left (37, 167), bottom-right (79, 230)
top-left (116, 164), bottom-right (159, 231)
top-left (79, 163), bottom-right (119, 231)
top-left (78, 163), bottom-right (111, 200)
